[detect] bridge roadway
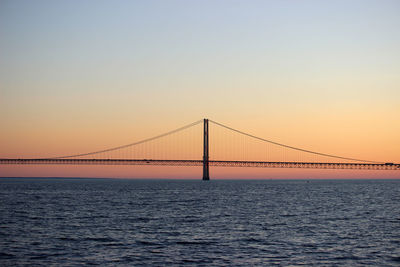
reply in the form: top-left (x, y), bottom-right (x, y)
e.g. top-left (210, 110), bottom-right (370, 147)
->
top-left (1, 158), bottom-right (399, 170)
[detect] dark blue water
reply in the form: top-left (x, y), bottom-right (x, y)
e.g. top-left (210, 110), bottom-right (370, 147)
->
top-left (1, 178), bottom-right (399, 266)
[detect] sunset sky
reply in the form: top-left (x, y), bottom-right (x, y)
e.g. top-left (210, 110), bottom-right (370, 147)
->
top-left (1, 0), bottom-right (399, 178)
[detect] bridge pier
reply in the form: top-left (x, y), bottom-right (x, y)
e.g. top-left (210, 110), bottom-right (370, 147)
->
top-left (202, 119), bottom-right (210, 180)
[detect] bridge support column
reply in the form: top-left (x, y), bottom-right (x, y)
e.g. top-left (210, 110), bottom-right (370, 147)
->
top-left (203, 119), bottom-right (210, 180)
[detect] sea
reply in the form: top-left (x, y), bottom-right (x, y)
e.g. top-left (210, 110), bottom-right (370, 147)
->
top-left (0, 178), bottom-right (399, 266)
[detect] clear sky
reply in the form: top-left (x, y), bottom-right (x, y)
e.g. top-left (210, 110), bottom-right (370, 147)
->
top-left (1, 0), bottom-right (399, 178)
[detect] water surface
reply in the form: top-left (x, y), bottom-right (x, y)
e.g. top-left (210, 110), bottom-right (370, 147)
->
top-left (1, 178), bottom-right (399, 266)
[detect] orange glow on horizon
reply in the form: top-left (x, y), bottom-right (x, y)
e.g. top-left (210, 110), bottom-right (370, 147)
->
top-left (1, 117), bottom-right (399, 179)
top-left (1, 165), bottom-right (399, 179)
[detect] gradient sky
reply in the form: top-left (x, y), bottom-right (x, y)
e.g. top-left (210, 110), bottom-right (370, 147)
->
top-left (1, 0), bottom-right (399, 178)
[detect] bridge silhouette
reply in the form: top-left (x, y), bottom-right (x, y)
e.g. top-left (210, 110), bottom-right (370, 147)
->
top-left (1, 119), bottom-right (399, 180)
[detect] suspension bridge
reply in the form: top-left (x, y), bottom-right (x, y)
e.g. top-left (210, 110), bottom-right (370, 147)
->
top-left (1, 119), bottom-right (399, 180)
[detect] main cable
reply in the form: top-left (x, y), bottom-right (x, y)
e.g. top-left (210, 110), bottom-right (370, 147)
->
top-left (48, 119), bottom-right (203, 159)
top-left (209, 119), bottom-right (382, 164)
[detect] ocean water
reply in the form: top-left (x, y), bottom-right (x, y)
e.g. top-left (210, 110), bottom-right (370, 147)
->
top-left (0, 178), bottom-right (399, 266)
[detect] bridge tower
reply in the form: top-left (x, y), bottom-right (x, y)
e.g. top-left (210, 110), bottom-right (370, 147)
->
top-left (202, 118), bottom-right (210, 180)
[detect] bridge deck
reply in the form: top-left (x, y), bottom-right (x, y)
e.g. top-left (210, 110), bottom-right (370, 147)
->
top-left (1, 159), bottom-right (399, 170)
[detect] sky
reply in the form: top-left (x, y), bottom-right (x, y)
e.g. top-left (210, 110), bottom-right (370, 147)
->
top-left (1, 0), bottom-right (399, 178)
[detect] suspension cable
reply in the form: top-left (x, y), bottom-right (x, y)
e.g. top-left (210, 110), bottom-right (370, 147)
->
top-left (209, 119), bottom-right (382, 163)
top-left (48, 119), bottom-right (203, 159)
